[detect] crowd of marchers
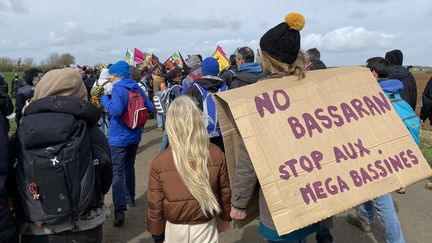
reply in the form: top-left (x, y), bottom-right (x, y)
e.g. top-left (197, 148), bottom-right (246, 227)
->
top-left (1, 12), bottom-right (432, 243)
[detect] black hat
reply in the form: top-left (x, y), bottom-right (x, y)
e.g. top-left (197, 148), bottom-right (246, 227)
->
top-left (24, 68), bottom-right (43, 85)
top-left (260, 13), bottom-right (305, 64)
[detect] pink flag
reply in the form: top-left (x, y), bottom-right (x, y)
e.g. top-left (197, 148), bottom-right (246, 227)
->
top-left (134, 48), bottom-right (145, 64)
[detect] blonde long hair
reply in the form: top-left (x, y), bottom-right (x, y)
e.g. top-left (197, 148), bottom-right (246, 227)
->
top-left (165, 96), bottom-right (221, 217)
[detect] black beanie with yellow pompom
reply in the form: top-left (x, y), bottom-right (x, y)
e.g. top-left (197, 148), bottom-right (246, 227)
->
top-left (259, 13), bottom-right (305, 64)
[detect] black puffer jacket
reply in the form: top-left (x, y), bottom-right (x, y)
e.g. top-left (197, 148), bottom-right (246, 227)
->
top-left (8, 96), bottom-right (112, 228)
top-left (230, 71), bottom-right (268, 89)
top-left (0, 127), bottom-right (15, 242)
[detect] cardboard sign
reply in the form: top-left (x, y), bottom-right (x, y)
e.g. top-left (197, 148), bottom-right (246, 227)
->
top-left (215, 66), bottom-right (432, 235)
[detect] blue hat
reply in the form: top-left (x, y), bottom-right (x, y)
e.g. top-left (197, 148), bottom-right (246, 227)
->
top-left (201, 57), bottom-right (219, 76)
top-left (109, 60), bottom-right (131, 79)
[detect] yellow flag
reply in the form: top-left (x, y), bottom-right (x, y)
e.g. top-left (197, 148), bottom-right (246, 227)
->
top-left (212, 45), bottom-right (230, 72)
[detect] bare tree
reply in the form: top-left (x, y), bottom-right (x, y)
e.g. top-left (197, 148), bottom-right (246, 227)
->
top-left (22, 57), bottom-right (34, 68)
top-left (45, 53), bottom-right (61, 68)
top-left (60, 53), bottom-right (75, 67)
top-left (0, 57), bottom-right (14, 72)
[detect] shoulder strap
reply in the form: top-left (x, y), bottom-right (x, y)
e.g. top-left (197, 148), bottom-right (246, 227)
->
top-left (386, 92), bottom-right (403, 103)
top-left (193, 82), bottom-right (207, 97)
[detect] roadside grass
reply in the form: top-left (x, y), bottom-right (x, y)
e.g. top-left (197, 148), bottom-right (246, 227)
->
top-left (420, 132), bottom-right (432, 168)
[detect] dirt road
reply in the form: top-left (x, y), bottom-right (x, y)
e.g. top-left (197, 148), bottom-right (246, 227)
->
top-left (102, 120), bottom-right (432, 243)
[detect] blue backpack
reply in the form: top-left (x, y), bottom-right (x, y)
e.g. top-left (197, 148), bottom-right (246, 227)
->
top-left (193, 83), bottom-right (228, 138)
top-left (386, 92), bottom-right (420, 145)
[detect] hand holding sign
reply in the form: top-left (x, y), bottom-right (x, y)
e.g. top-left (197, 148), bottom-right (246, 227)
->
top-left (215, 67), bottom-right (432, 235)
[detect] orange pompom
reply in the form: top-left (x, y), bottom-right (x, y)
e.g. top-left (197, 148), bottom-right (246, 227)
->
top-left (285, 13), bottom-right (305, 31)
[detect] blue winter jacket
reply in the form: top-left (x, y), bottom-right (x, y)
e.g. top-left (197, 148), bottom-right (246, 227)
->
top-left (101, 78), bottom-right (154, 146)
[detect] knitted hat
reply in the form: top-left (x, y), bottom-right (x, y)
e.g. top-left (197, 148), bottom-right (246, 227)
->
top-left (201, 57), bottom-right (219, 76)
top-left (33, 68), bottom-right (87, 101)
top-left (185, 55), bottom-right (202, 70)
top-left (109, 60), bottom-right (131, 78)
top-left (260, 13), bottom-right (305, 64)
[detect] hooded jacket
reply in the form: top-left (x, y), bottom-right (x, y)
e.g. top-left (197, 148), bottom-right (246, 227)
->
top-left (420, 77), bottom-right (432, 124)
top-left (385, 50), bottom-right (417, 110)
top-left (387, 65), bottom-right (417, 110)
top-left (0, 128), bottom-right (15, 241)
top-left (8, 96), bottom-right (112, 235)
top-left (101, 78), bottom-right (154, 146)
top-left (185, 75), bottom-right (225, 111)
top-left (230, 62), bottom-right (268, 89)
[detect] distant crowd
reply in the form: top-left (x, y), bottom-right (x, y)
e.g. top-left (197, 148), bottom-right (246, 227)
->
top-left (1, 12), bottom-right (432, 243)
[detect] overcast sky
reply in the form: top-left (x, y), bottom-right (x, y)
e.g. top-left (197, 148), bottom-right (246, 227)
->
top-left (1, 0), bottom-right (431, 66)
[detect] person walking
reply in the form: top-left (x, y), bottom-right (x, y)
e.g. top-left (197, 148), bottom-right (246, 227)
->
top-left (385, 49), bottom-right (417, 110)
top-left (100, 60), bottom-right (154, 226)
top-left (347, 57), bottom-right (407, 243)
top-left (9, 68), bottom-right (112, 243)
top-left (147, 96), bottom-right (231, 243)
top-left (185, 57), bottom-right (227, 151)
top-left (230, 13), bottom-right (331, 243)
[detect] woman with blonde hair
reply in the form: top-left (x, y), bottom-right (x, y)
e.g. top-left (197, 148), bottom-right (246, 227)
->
top-left (147, 96), bottom-right (231, 243)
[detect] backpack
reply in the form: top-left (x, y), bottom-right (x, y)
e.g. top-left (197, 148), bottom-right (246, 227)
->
top-left (122, 89), bottom-right (148, 129)
top-left (16, 113), bottom-right (95, 225)
top-left (193, 82), bottom-right (228, 138)
top-left (153, 85), bottom-right (181, 114)
top-left (386, 92), bottom-right (420, 145)
top-left (90, 81), bottom-right (111, 109)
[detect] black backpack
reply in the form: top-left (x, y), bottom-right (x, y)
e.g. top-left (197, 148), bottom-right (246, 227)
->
top-left (16, 112), bottom-right (95, 225)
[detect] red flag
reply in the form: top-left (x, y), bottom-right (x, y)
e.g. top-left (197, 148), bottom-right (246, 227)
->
top-left (134, 48), bottom-right (145, 64)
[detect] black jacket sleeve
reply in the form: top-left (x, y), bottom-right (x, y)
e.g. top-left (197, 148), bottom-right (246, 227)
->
top-left (0, 91), bottom-right (13, 116)
top-left (88, 126), bottom-right (112, 195)
top-left (15, 92), bottom-right (25, 123)
top-left (0, 130), bottom-right (16, 240)
top-left (184, 85), bottom-right (203, 111)
top-left (420, 77), bottom-right (432, 123)
top-left (407, 73), bottom-right (417, 110)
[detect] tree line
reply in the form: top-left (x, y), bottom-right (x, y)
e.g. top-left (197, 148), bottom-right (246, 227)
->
top-left (0, 53), bottom-right (75, 72)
